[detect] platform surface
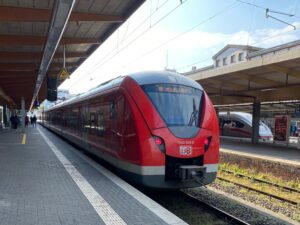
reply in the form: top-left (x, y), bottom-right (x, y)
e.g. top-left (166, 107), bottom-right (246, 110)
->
top-left (220, 138), bottom-right (300, 166)
top-left (0, 125), bottom-right (187, 225)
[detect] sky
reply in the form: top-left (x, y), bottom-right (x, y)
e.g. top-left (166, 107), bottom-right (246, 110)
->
top-left (60, 0), bottom-right (300, 94)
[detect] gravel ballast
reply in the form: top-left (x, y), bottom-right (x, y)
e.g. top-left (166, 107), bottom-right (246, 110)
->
top-left (184, 186), bottom-right (299, 225)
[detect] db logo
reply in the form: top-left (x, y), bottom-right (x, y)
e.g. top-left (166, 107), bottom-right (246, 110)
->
top-left (179, 146), bottom-right (192, 155)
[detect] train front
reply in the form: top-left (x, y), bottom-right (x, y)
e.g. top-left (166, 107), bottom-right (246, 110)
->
top-left (124, 71), bottom-right (219, 189)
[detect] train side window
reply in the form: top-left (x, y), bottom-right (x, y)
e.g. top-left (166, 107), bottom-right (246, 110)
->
top-left (97, 112), bottom-right (105, 136)
top-left (233, 120), bottom-right (244, 128)
top-left (83, 106), bottom-right (89, 131)
top-left (90, 113), bottom-right (96, 134)
top-left (109, 101), bottom-right (116, 119)
top-left (223, 120), bottom-right (232, 128)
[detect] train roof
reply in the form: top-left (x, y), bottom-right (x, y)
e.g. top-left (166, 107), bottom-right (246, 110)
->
top-left (219, 112), bottom-right (252, 123)
top-left (46, 71), bottom-right (203, 111)
top-left (219, 112), bottom-right (252, 116)
top-left (129, 71), bottom-right (203, 90)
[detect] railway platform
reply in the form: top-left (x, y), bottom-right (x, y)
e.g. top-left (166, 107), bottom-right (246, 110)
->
top-left (220, 138), bottom-right (300, 180)
top-left (0, 125), bottom-right (187, 225)
top-left (220, 138), bottom-right (300, 165)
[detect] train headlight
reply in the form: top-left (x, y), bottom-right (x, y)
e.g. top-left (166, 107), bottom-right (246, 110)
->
top-left (204, 136), bottom-right (212, 152)
top-left (153, 136), bottom-right (165, 153)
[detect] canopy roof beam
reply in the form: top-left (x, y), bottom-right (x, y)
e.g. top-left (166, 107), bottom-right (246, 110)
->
top-left (266, 64), bottom-right (300, 79)
top-left (0, 35), bottom-right (99, 45)
top-left (30, 0), bottom-right (76, 110)
top-left (0, 6), bottom-right (124, 22)
top-left (0, 51), bottom-right (87, 61)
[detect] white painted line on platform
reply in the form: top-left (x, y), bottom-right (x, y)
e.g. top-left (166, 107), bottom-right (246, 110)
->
top-left (220, 148), bottom-right (300, 166)
top-left (37, 127), bottom-right (127, 225)
top-left (70, 144), bottom-right (188, 225)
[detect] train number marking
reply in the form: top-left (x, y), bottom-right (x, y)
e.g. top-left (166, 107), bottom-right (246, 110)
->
top-left (179, 146), bottom-right (192, 155)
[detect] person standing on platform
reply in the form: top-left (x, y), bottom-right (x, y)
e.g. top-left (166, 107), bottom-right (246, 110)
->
top-left (25, 115), bottom-right (29, 127)
top-left (32, 115), bottom-right (37, 128)
top-left (10, 114), bottom-right (16, 130)
top-left (10, 114), bottom-right (18, 130)
top-left (15, 115), bottom-right (20, 129)
top-left (30, 116), bottom-right (34, 127)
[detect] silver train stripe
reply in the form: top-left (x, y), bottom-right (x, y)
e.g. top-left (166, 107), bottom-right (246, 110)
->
top-left (204, 164), bottom-right (218, 172)
top-left (38, 128), bottom-right (127, 225)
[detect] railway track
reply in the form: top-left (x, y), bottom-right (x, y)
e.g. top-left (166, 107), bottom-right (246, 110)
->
top-left (220, 169), bottom-right (300, 194)
top-left (142, 189), bottom-right (250, 225)
top-left (182, 191), bottom-right (251, 225)
top-left (218, 169), bottom-right (300, 206)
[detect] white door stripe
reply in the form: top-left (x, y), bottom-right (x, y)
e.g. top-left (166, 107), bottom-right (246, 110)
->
top-left (37, 127), bottom-right (127, 225)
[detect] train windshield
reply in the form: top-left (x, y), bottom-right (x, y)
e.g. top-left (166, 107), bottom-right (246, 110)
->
top-left (143, 84), bottom-right (202, 127)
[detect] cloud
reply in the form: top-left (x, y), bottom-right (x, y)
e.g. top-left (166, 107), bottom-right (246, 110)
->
top-left (61, 19), bottom-right (300, 93)
top-left (248, 21), bottom-right (300, 47)
top-left (166, 21), bottom-right (300, 52)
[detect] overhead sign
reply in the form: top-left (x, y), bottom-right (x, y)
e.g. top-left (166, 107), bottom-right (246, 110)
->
top-left (58, 67), bottom-right (70, 80)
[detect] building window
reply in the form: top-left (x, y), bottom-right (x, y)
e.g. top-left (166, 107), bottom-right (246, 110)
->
top-left (216, 60), bottom-right (220, 67)
top-left (223, 57), bottom-right (227, 66)
top-left (231, 55), bottom-right (236, 63)
top-left (238, 52), bottom-right (244, 61)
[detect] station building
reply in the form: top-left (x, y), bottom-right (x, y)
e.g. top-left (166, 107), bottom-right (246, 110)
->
top-left (185, 40), bottom-right (300, 145)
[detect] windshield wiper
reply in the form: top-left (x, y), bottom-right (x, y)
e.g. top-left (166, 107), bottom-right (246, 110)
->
top-left (188, 98), bottom-right (198, 126)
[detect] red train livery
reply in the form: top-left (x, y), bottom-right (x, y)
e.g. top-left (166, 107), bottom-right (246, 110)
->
top-left (41, 71), bottom-right (219, 189)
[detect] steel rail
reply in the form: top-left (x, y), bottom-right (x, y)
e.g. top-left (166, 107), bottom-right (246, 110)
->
top-left (220, 169), bottom-right (300, 194)
top-left (182, 191), bottom-right (251, 225)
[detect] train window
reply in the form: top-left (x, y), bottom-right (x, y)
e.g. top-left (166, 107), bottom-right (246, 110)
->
top-left (90, 113), bottom-right (96, 134)
top-left (83, 106), bottom-right (89, 131)
top-left (233, 120), bottom-right (244, 128)
top-left (223, 120), bottom-right (244, 128)
top-left (72, 108), bottom-right (79, 130)
top-left (97, 112), bottom-right (105, 136)
top-left (223, 120), bottom-right (232, 128)
top-left (109, 101), bottom-right (116, 119)
top-left (143, 84), bottom-right (202, 127)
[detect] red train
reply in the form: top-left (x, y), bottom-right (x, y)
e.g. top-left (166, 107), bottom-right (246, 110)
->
top-left (41, 71), bottom-right (219, 189)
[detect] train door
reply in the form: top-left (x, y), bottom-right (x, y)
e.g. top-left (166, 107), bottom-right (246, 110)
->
top-left (112, 94), bottom-right (125, 155)
top-left (82, 102), bottom-right (89, 149)
top-left (77, 106), bottom-right (82, 137)
top-left (122, 97), bottom-right (139, 163)
top-left (88, 104), bottom-right (98, 146)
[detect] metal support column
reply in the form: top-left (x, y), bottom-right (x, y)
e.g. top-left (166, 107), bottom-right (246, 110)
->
top-left (21, 97), bottom-right (25, 131)
top-left (252, 101), bottom-right (261, 144)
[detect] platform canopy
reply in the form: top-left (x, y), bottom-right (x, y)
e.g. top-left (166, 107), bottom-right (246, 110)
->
top-left (0, 0), bottom-right (144, 110)
top-left (215, 100), bottom-right (300, 115)
top-left (186, 40), bottom-right (300, 105)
